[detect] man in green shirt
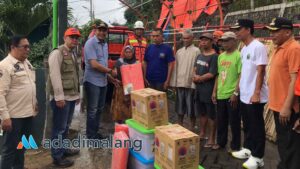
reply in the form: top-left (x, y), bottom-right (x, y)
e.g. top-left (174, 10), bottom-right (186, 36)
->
top-left (212, 32), bottom-right (241, 150)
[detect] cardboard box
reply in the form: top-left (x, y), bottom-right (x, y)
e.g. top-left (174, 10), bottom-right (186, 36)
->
top-left (131, 88), bottom-right (168, 129)
top-left (154, 124), bottom-right (200, 169)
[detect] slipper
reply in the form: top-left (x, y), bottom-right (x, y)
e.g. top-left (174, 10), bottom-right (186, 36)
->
top-left (199, 136), bottom-right (208, 140)
top-left (203, 143), bottom-right (214, 148)
top-left (212, 144), bottom-right (221, 150)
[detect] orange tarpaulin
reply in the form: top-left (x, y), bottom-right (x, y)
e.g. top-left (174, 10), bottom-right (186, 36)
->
top-left (156, 0), bottom-right (173, 28)
top-left (204, 0), bottom-right (218, 15)
top-left (157, 0), bottom-right (212, 29)
top-left (120, 63), bottom-right (145, 95)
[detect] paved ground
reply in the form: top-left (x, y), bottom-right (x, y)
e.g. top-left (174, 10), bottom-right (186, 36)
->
top-left (24, 101), bottom-right (279, 169)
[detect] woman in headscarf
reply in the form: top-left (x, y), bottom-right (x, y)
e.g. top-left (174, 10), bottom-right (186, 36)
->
top-left (110, 45), bottom-right (138, 123)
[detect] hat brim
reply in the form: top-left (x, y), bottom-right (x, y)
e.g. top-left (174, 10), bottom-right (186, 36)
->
top-left (199, 36), bottom-right (213, 40)
top-left (230, 25), bottom-right (241, 29)
top-left (220, 37), bottom-right (236, 40)
top-left (264, 26), bottom-right (280, 31)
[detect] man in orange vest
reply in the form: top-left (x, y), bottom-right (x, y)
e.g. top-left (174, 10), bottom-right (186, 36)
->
top-left (122, 20), bottom-right (147, 62)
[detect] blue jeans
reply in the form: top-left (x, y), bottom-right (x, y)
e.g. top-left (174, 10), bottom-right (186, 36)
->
top-left (84, 82), bottom-right (107, 139)
top-left (0, 117), bottom-right (33, 169)
top-left (50, 99), bottom-right (76, 160)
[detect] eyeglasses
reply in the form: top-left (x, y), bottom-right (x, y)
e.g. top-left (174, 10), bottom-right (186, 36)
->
top-left (69, 36), bottom-right (80, 40)
top-left (17, 45), bottom-right (30, 49)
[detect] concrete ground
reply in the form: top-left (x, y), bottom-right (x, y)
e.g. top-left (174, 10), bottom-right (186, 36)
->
top-left (24, 101), bottom-right (280, 169)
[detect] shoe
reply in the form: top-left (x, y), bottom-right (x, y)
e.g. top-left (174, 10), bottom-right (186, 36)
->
top-left (53, 158), bottom-right (74, 168)
top-left (64, 148), bottom-right (80, 157)
top-left (231, 148), bottom-right (251, 159)
top-left (242, 156), bottom-right (264, 169)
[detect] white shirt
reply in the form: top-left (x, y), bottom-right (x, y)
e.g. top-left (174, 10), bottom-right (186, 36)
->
top-left (239, 39), bottom-right (269, 104)
top-left (170, 44), bottom-right (200, 89)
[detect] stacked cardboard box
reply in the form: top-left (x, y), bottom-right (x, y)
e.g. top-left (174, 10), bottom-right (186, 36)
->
top-left (131, 88), bottom-right (169, 129)
top-left (154, 124), bottom-right (200, 169)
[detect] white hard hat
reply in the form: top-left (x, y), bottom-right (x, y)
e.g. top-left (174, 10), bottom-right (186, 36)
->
top-left (134, 21), bottom-right (144, 29)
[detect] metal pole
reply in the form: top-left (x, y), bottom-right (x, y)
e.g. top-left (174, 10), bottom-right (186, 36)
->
top-left (52, 0), bottom-right (58, 48)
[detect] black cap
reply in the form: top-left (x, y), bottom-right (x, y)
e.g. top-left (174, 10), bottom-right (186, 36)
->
top-left (94, 22), bottom-right (108, 29)
top-left (265, 17), bottom-right (293, 31)
top-left (230, 19), bottom-right (254, 30)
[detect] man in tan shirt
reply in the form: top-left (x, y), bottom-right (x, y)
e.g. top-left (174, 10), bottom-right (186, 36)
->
top-left (47, 28), bottom-right (81, 168)
top-left (0, 35), bottom-right (37, 169)
top-left (170, 29), bottom-right (200, 130)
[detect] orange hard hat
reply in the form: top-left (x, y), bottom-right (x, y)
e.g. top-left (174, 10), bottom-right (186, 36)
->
top-left (64, 28), bottom-right (81, 37)
top-left (213, 30), bottom-right (224, 37)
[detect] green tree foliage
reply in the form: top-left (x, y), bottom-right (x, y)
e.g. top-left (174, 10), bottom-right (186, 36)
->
top-left (0, 0), bottom-right (51, 35)
top-left (79, 19), bottom-right (104, 45)
top-left (28, 36), bottom-right (51, 68)
top-left (124, 0), bottom-right (162, 29)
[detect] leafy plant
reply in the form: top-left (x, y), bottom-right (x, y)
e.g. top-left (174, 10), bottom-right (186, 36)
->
top-left (28, 36), bottom-right (51, 68)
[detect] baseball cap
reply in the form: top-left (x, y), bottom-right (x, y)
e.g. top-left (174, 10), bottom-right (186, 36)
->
top-left (64, 28), bottom-right (81, 37)
top-left (199, 33), bottom-right (213, 40)
top-left (264, 17), bottom-right (293, 31)
top-left (230, 19), bottom-right (254, 30)
top-left (94, 22), bottom-right (108, 29)
top-left (220, 32), bottom-right (237, 40)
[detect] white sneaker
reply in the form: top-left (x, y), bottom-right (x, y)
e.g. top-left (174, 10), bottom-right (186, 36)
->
top-left (242, 156), bottom-right (264, 169)
top-left (231, 148), bottom-right (251, 159)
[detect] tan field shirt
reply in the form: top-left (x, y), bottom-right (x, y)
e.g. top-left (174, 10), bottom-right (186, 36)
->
top-left (0, 54), bottom-right (37, 120)
top-left (48, 45), bottom-right (80, 101)
top-left (170, 44), bottom-right (200, 89)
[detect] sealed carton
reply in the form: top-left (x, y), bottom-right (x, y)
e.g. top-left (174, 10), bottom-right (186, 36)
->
top-left (131, 88), bottom-right (168, 129)
top-left (155, 124), bottom-right (200, 169)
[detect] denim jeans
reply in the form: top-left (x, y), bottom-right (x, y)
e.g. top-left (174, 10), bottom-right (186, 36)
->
top-left (84, 81), bottom-right (107, 139)
top-left (50, 99), bottom-right (76, 160)
top-left (0, 117), bottom-right (33, 169)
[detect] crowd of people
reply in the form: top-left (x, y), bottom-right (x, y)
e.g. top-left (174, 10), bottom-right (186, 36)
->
top-left (0, 17), bottom-right (300, 169)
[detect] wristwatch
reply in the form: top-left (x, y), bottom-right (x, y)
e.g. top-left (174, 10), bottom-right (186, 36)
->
top-left (233, 91), bottom-right (239, 96)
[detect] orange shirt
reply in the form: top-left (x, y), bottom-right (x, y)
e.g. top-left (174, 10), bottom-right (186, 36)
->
top-left (268, 38), bottom-right (300, 113)
top-left (295, 71), bottom-right (300, 96)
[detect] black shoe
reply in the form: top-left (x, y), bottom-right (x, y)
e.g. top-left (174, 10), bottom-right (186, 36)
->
top-left (64, 149), bottom-right (80, 157)
top-left (53, 158), bottom-right (74, 168)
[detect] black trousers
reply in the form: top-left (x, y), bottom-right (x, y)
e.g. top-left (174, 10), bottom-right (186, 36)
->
top-left (274, 111), bottom-right (300, 169)
top-left (0, 117), bottom-right (33, 169)
top-left (216, 99), bottom-right (241, 150)
top-left (241, 102), bottom-right (266, 158)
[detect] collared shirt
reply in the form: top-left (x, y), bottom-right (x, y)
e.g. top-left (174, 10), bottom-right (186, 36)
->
top-left (144, 44), bottom-right (175, 83)
top-left (239, 39), bottom-right (269, 104)
top-left (170, 44), bottom-right (200, 88)
top-left (83, 36), bottom-right (109, 87)
top-left (48, 45), bottom-right (80, 101)
top-left (268, 38), bottom-right (300, 113)
top-left (0, 54), bottom-right (37, 120)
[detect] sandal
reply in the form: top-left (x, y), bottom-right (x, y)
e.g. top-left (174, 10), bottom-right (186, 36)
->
top-left (203, 143), bottom-right (214, 148)
top-left (212, 144), bottom-right (221, 150)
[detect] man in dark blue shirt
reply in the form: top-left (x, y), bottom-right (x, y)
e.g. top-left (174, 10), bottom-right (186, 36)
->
top-left (143, 28), bottom-right (175, 91)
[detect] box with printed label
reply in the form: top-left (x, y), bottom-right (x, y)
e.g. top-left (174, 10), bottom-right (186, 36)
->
top-left (154, 124), bottom-right (200, 169)
top-left (131, 88), bottom-right (168, 129)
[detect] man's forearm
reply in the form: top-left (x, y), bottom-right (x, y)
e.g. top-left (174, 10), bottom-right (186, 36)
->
top-left (253, 65), bottom-right (266, 95)
top-left (283, 74), bottom-right (297, 110)
top-left (235, 75), bottom-right (241, 93)
top-left (200, 73), bottom-right (214, 82)
top-left (166, 62), bottom-right (175, 82)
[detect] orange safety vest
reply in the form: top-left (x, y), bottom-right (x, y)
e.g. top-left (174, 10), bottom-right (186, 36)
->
top-left (295, 70), bottom-right (300, 96)
top-left (128, 34), bottom-right (147, 62)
